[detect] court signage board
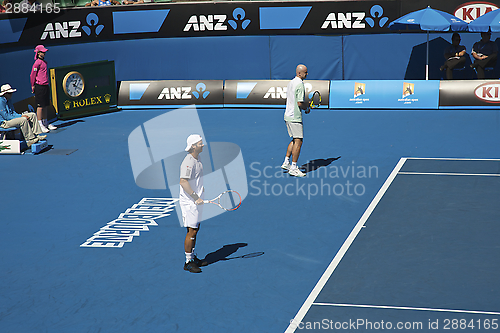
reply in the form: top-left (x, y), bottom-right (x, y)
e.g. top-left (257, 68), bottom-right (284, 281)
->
top-left (439, 80), bottom-right (500, 108)
top-left (329, 80), bottom-right (440, 109)
top-left (0, 1), bottom-right (401, 47)
top-left (224, 80), bottom-right (330, 108)
top-left (118, 80), bottom-right (224, 108)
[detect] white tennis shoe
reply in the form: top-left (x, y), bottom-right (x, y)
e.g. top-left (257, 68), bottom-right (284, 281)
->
top-left (289, 167), bottom-right (305, 177)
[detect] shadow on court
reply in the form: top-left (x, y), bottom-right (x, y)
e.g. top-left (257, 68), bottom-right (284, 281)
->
top-left (54, 119), bottom-right (85, 129)
top-left (203, 243), bottom-right (265, 265)
top-left (300, 156), bottom-right (341, 173)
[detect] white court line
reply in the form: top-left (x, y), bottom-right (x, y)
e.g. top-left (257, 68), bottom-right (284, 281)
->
top-left (399, 172), bottom-right (500, 177)
top-left (312, 303), bottom-right (500, 316)
top-left (284, 158), bottom-right (408, 333)
top-left (405, 157), bottom-right (500, 161)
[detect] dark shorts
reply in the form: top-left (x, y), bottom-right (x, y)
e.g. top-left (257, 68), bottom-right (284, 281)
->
top-left (34, 84), bottom-right (50, 108)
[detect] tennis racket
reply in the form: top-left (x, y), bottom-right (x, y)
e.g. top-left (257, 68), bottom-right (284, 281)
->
top-left (309, 90), bottom-right (321, 109)
top-left (204, 190), bottom-right (241, 211)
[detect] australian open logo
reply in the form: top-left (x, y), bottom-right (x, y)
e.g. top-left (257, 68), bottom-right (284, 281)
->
top-left (398, 82), bottom-right (418, 104)
top-left (402, 82), bottom-right (415, 98)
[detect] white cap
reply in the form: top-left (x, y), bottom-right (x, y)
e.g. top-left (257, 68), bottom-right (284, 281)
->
top-left (185, 134), bottom-right (202, 151)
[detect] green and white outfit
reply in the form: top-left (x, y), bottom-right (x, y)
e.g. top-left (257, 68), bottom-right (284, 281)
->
top-left (284, 76), bottom-right (305, 138)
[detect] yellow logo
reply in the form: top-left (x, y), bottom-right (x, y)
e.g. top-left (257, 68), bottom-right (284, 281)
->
top-left (66, 96), bottom-right (106, 110)
top-left (354, 82), bottom-right (366, 98)
top-left (64, 100), bottom-right (71, 110)
top-left (104, 94), bottom-right (111, 103)
top-left (403, 83), bottom-right (414, 98)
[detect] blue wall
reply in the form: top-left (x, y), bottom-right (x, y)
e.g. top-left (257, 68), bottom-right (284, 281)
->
top-left (1, 32), bottom-right (498, 100)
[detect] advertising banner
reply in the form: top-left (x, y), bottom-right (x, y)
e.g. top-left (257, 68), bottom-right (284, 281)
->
top-left (0, 0), bottom-right (400, 47)
top-left (118, 80), bottom-right (224, 108)
top-left (2, 0), bottom-right (500, 49)
top-left (50, 60), bottom-right (118, 119)
top-left (223, 80), bottom-right (330, 108)
top-left (329, 80), bottom-right (440, 109)
top-left (439, 80), bottom-right (500, 108)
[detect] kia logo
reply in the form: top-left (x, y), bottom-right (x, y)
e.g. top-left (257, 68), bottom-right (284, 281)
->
top-left (454, 1), bottom-right (499, 23)
top-left (474, 82), bottom-right (500, 103)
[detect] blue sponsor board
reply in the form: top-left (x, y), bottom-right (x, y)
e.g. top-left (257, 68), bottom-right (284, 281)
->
top-left (329, 80), bottom-right (440, 109)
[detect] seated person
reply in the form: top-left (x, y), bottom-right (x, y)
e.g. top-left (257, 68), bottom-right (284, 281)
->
top-left (0, 84), bottom-right (46, 147)
top-left (471, 31), bottom-right (498, 79)
top-left (85, 0), bottom-right (120, 6)
top-left (440, 33), bottom-right (467, 80)
top-left (123, 0), bottom-right (144, 4)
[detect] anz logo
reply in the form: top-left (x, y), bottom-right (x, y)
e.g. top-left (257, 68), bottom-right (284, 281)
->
top-left (41, 21), bottom-right (81, 40)
top-left (41, 13), bottom-right (104, 40)
top-left (263, 83), bottom-right (314, 99)
top-left (184, 7), bottom-right (251, 32)
top-left (158, 83), bottom-right (210, 100)
top-left (264, 87), bottom-right (287, 99)
top-left (321, 5), bottom-right (389, 30)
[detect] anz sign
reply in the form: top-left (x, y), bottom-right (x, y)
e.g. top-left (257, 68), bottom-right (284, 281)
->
top-left (40, 13), bottom-right (104, 40)
top-left (183, 7), bottom-right (251, 32)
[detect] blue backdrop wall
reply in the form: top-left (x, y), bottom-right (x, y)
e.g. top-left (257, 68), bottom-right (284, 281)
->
top-left (0, 32), bottom-right (498, 100)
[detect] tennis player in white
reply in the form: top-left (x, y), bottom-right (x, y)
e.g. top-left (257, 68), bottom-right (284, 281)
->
top-left (281, 64), bottom-right (310, 177)
top-left (180, 134), bottom-right (208, 273)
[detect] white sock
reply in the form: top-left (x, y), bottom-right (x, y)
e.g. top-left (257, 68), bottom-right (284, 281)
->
top-left (284, 156), bottom-right (290, 164)
top-left (291, 162), bottom-right (297, 169)
top-left (185, 252), bottom-right (193, 263)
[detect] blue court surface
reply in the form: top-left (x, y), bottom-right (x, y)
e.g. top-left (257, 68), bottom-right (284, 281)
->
top-left (1, 108), bottom-right (500, 333)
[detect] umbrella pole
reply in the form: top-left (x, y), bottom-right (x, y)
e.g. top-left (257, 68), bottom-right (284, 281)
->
top-left (426, 32), bottom-right (429, 80)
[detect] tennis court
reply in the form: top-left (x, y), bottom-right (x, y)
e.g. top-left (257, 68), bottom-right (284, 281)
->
top-left (287, 157), bottom-right (500, 332)
top-left (1, 108), bottom-right (499, 333)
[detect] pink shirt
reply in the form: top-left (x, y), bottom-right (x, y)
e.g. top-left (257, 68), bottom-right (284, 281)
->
top-left (30, 58), bottom-right (49, 86)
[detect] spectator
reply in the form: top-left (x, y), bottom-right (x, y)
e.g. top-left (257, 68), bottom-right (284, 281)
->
top-left (471, 31), bottom-right (498, 79)
top-left (0, 0), bottom-right (12, 13)
top-left (122, 0), bottom-right (144, 4)
top-left (0, 84), bottom-right (46, 147)
top-left (85, 0), bottom-right (120, 6)
top-left (440, 33), bottom-right (467, 80)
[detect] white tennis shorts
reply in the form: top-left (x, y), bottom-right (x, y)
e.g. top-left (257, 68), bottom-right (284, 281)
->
top-left (180, 201), bottom-right (203, 229)
top-left (286, 121), bottom-right (303, 139)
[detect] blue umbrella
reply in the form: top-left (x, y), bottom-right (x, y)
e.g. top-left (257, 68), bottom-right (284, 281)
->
top-left (389, 6), bottom-right (468, 80)
top-left (468, 8), bottom-right (500, 32)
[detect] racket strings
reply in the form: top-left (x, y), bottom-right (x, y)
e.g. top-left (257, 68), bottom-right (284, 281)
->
top-left (312, 92), bottom-right (321, 106)
top-left (219, 191), bottom-right (241, 210)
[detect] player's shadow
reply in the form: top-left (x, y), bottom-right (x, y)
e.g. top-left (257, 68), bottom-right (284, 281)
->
top-left (203, 243), bottom-right (264, 265)
top-left (55, 120), bottom-right (85, 129)
top-left (299, 156), bottom-right (341, 174)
